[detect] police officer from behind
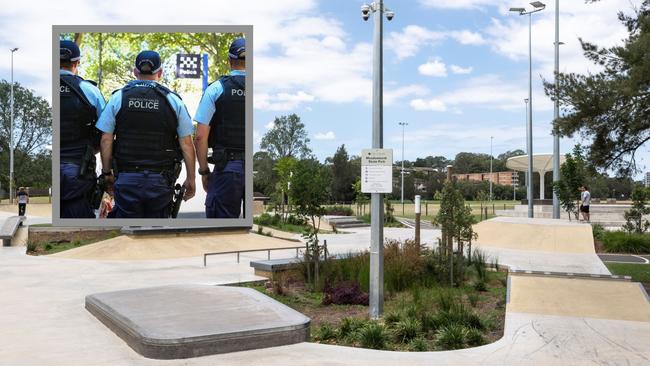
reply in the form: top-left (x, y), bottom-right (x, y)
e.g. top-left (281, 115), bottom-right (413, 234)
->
top-left (96, 51), bottom-right (196, 218)
top-left (59, 40), bottom-right (106, 218)
top-left (194, 38), bottom-right (246, 218)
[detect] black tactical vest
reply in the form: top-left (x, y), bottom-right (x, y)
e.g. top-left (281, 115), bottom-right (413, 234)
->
top-left (113, 82), bottom-right (181, 170)
top-left (60, 74), bottom-right (98, 160)
top-left (208, 75), bottom-right (245, 154)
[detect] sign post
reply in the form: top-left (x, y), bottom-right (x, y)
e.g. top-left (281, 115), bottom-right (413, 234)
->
top-left (361, 149), bottom-right (393, 194)
top-left (414, 195), bottom-right (421, 245)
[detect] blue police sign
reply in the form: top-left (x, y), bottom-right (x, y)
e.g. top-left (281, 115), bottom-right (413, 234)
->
top-left (176, 54), bottom-right (201, 79)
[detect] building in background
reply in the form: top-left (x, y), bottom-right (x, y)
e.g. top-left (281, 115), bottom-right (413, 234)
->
top-left (645, 172), bottom-right (650, 187)
top-left (453, 171), bottom-right (519, 186)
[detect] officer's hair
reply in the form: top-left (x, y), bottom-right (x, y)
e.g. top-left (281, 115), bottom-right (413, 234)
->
top-left (230, 58), bottom-right (245, 69)
top-left (60, 60), bottom-right (79, 69)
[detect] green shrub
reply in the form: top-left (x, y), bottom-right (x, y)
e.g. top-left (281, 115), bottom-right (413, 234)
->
top-left (324, 205), bottom-right (354, 216)
top-left (254, 213), bottom-right (281, 226)
top-left (472, 250), bottom-right (488, 283)
top-left (393, 318), bottom-right (421, 343)
top-left (467, 293), bottom-right (480, 308)
top-left (286, 214), bottom-right (307, 226)
top-left (315, 322), bottom-right (337, 342)
top-left (474, 281), bottom-right (487, 292)
top-left (408, 336), bottom-right (429, 351)
top-left (437, 303), bottom-right (484, 330)
top-left (357, 322), bottom-right (389, 349)
top-left (465, 327), bottom-right (485, 347)
top-left (45, 244), bottom-right (52, 251)
top-left (383, 311), bottom-right (403, 325)
top-left (591, 223), bottom-right (606, 241)
top-left (435, 324), bottom-right (468, 350)
top-left (420, 312), bottom-right (441, 333)
top-left (436, 289), bottom-right (455, 312)
top-left (602, 231), bottom-right (650, 254)
top-left (338, 317), bottom-right (366, 340)
top-left (26, 242), bottom-right (37, 253)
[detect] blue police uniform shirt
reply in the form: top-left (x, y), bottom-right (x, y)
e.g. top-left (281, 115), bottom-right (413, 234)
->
top-left (194, 70), bottom-right (245, 174)
top-left (96, 80), bottom-right (193, 137)
top-left (59, 69), bottom-right (105, 118)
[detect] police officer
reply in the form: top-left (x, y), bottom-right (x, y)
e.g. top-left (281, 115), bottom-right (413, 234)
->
top-left (97, 50), bottom-right (196, 218)
top-left (59, 40), bottom-right (106, 218)
top-left (194, 38), bottom-right (246, 218)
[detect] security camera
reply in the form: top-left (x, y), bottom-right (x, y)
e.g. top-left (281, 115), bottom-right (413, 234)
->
top-left (385, 10), bottom-right (394, 21)
top-left (361, 4), bottom-right (371, 21)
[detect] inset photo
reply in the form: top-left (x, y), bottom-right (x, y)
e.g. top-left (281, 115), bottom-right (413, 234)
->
top-left (53, 26), bottom-right (252, 226)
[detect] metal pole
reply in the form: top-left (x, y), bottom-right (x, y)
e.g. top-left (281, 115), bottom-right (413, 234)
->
top-left (489, 136), bottom-right (493, 200)
top-left (400, 122), bottom-right (406, 204)
top-left (369, 0), bottom-right (385, 319)
top-left (9, 48), bottom-right (17, 205)
top-left (527, 13), bottom-right (534, 218)
top-left (552, 0), bottom-right (561, 219)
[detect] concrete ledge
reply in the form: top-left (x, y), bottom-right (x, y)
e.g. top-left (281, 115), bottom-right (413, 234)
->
top-left (509, 269), bottom-right (632, 281)
top-left (120, 226), bottom-right (251, 236)
top-left (85, 284), bottom-right (310, 359)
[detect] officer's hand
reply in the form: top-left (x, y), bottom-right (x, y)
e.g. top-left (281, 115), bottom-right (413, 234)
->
top-left (202, 175), bottom-right (209, 193)
top-left (183, 179), bottom-right (196, 201)
top-left (105, 175), bottom-right (115, 193)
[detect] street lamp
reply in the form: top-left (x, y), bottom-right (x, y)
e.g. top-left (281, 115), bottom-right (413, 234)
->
top-left (9, 47), bottom-right (18, 204)
top-left (552, 0), bottom-right (562, 219)
top-left (489, 136), bottom-right (494, 200)
top-left (361, 0), bottom-right (394, 319)
top-left (510, 2), bottom-right (545, 218)
top-left (524, 98), bottom-right (529, 202)
top-left (399, 122), bottom-right (408, 204)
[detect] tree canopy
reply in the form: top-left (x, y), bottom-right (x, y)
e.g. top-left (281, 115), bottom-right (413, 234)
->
top-left (260, 114), bottom-right (312, 160)
top-left (544, 1), bottom-right (650, 175)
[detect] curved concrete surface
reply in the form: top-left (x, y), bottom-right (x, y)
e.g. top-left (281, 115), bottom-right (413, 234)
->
top-left (1, 222), bottom-right (649, 365)
top-left (51, 232), bottom-right (302, 260)
top-left (474, 217), bottom-right (594, 254)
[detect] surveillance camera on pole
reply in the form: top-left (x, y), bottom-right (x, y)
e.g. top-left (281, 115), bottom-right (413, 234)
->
top-left (361, 4), bottom-right (371, 21)
top-left (385, 10), bottom-right (394, 21)
top-left (361, 3), bottom-right (395, 22)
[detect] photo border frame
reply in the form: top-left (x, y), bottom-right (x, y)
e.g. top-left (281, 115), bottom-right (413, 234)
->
top-left (52, 25), bottom-right (253, 228)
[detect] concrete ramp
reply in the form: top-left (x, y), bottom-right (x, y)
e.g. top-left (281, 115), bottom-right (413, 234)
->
top-left (508, 274), bottom-right (650, 322)
top-left (474, 217), bottom-right (594, 254)
top-left (51, 231), bottom-right (301, 260)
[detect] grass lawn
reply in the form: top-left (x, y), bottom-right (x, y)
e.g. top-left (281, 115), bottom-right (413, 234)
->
top-left (606, 263), bottom-right (650, 283)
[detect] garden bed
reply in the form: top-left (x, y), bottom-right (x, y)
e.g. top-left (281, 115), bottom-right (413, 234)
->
top-left (245, 240), bottom-right (506, 352)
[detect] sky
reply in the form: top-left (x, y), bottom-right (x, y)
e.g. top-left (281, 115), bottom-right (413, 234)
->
top-left (0, 0), bottom-right (646, 176)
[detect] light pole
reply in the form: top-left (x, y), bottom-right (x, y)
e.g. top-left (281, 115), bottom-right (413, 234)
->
top-left (9, 47), bottom-right (18, 204)
top-left (361, 0), bottom-right (394, 319)
top-left (510, 2), bottom-right (545, 218)
top-left (399, 122), bottom-right (408, 204)
top-left (489, 136), bottom-right (493, 200)
top-left (552, 0), bottom-right (562, 219)
top-left (524, 98), bottom-right (529, 206)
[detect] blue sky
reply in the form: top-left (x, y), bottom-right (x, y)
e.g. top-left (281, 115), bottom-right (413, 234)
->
top-left (0, 0), bottom-right (645, 175)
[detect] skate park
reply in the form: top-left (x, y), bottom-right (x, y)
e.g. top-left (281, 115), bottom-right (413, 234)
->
top-left (0, 205), bottom-right (649, 365)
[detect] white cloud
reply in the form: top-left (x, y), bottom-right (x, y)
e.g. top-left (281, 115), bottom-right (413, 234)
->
top-left (264, 121), bottom-right (275, 130)
top-left (384, 84), bottom-right (430, 105)
top-left (386, 25), bottom-right (484, 60)
top-left (256, 91), bottom-right (315, 111)
top-left (450, 65), bottom-right (473, 74)
top-left (418, 58), bottom-right (447, 77)
top-left (418, 0), bottom-right (506, 10)
top-left (314, 131), bottom-right (336, 140)
top-left (410, 98), bottom-right (447, 112)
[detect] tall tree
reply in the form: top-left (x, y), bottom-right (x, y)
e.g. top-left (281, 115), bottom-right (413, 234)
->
top-left (544, 1), bottom-right (650, 175)
top-left (327, 144), bottom-right (357, 202)
top-left (253, 151), bottom-right (276, 196)
top-left (414, 155), bottom-right (451, 170)
top-left (0, 81), bottom-right (52, 191)
top-left (552, 146), bottom-right (587, 220)
top-left (260, 114), bottom-right (312, 160)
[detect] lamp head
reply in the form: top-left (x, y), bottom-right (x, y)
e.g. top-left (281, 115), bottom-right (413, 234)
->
top-left (530, 1), bottom-right (545, 9)
top-left (509, 7), bottom-right (525, 13)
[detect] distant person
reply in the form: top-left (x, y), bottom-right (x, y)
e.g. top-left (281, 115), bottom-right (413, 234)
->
top-left (16, 187), bottom-right (29, 216)
top-left (579, 185), bottom-right (591, 222)
top-left (193, 38), bottom-right (246, 218)
top-left (96, 50), bottom-right (196, 218)
top-left (59, 40), bottom-right (106, 218)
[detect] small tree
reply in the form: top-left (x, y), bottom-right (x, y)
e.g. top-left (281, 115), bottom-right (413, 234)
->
top-left (352, 178), bottom-right (369, 216)
top-left (623, 186), bottom-right (650, 234)
top-left (273, 156), bottom-right (297, 223)
top-left (435, 181), bottom-right (476, 287)
top-left (552, 146), bottom-right (586, 220)
top-left (291, 159), bottom-right (332, 290)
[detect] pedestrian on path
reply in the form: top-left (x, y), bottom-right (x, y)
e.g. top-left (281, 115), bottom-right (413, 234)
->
top-left (579, 185), bottom-right (590, 222)
top-left (16, 187), bottom-right (29, 216)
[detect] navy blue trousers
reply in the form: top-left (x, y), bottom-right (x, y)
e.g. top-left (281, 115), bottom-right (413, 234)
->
top-left (112, 172), bottom-right (173, 218)
top-left (60, 162), bottom-right (96, 218)
top-left (205, 161), bottom-right (244, 218)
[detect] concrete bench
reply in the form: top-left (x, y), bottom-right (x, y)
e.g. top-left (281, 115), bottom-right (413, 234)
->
top-left (250, 253), bottom-right (348, 278)
top-left (203, 245), bottom-right (304, 266)
top-left (1, 216), bottom-right (24, 247)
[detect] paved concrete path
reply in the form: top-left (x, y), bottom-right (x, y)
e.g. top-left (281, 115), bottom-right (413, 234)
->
top-left (0, 218), bottom-right (648, 365)
top-left (396, 216), bottom-right (436, 230)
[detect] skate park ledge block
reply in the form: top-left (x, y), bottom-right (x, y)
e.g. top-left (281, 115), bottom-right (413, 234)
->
top-left (85, 284), bottom-right (310, 359)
